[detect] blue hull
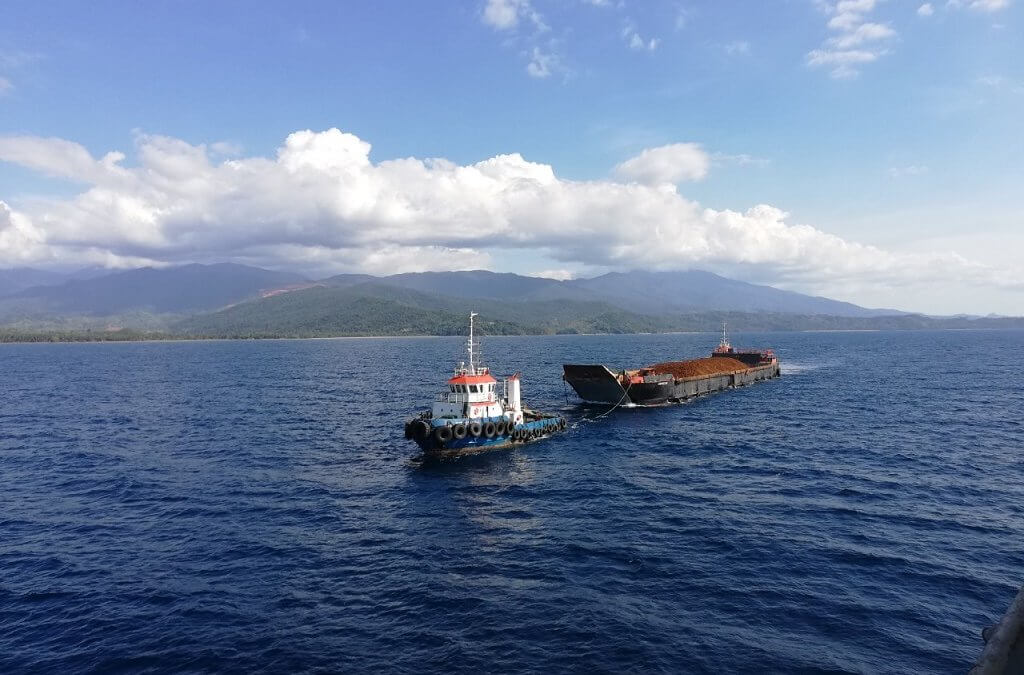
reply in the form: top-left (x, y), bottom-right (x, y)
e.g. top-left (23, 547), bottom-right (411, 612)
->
top-left (407, 415), bottom-right (565, 457)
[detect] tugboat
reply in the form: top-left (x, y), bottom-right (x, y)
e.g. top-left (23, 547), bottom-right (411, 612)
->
top-left (404, 312), bottom-right (566, 457)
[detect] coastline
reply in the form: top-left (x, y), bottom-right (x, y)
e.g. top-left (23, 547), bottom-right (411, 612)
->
top-left (1, 326), bottom-right (1021, 345)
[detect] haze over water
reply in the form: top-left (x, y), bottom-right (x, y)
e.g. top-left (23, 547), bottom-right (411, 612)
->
top-left (1, 330), bottom-right (1022, 673)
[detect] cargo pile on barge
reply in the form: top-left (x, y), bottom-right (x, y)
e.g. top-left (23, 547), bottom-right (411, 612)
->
top-left (648, 357), bottom-right (750, 379)
top-left (404, 313), bottom-right (565, 458)
top-left (562, 325), bottom-right (780, 406)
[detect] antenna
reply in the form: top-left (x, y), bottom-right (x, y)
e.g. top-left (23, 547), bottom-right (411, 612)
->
top-left (467, 312), bottom-right (477, 374)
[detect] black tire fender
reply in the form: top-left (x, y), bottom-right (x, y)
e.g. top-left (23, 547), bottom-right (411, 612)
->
top-left (434, 425), bottom-right (453, 444)
top-left (469, 421), bottom-right (483, 437)
top-left (452, 423), bottom-right (467, 440)
top-left (483, 422), bottom-right (496, 438)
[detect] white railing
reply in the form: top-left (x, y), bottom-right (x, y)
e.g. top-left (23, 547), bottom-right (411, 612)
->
top-left (435, 393), bottom-right (496, 404)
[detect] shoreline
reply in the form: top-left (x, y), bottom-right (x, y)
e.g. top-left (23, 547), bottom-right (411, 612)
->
top-left (0, 326), bottom-right (1020, 345)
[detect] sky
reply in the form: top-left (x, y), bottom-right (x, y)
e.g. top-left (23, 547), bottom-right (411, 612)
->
top-left (0, 0), bottom-right (1021, 315)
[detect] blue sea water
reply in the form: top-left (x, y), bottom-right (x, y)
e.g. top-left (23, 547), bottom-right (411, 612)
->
top-left (1, 330), bottom-right (1022, 674)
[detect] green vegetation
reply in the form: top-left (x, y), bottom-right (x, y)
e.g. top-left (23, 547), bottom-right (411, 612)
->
top-left (0, 329), bottom-right (178, 343)
top-left (1, 282), bottom-right (1021, 343)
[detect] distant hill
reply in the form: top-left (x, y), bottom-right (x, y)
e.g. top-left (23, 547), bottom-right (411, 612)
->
top-left (3, 262), bottom-right (1021, 338)
top-left (314, 269), bottom-right (902, 317)
top-left (175, 283), bottom-right (676, 337)
top-left (0, 263), bottom-right (306, 316)
top-left (0, 267), bottom-right (68, 296)
top-left (569, 270), bottom-right (904, 317)
top-left (173, 280), bottom-right (1024, 338)
top-left (349, 270), bottom-right (602, 304)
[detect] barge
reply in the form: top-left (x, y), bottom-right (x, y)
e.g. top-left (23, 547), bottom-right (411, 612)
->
top-left (404, 313), bottom-right (565, 457)
top-left (562, 325), bottom-right (780, 406)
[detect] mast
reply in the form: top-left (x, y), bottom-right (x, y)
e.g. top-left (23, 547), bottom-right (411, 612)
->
top-left (720, 321), bottom-right (729, 349)
top-left (467, 312), bottom-right (478, 375)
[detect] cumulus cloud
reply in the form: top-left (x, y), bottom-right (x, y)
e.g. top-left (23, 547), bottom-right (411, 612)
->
top-left (808, 1), bottom-right (896, 78)
top-left (614, 143), bottom-right (710, 184)
top-left (210, 141), bottom-right (243, 157)
top-left (0, 200), bottom-right (45, 262)
top-left (0, 135), bottom-right (126, 181)
top-left (918, 3), bottom-right (935, 15)
top-left (0, 128), bottom-right (1020, 294)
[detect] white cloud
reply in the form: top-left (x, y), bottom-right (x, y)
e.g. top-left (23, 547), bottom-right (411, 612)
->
top-left (808, 1), bottom-right (896, 77)
top-left (614, 143), bottom-right (710, 184)
top-left (836, 0), bottom-right (877, 12)
top-left (210, 141), bottom-right (243, 157)
top-left (827, 22), bottom-right (896, 48)
top-left (888, 164), bottom-right (929, 177)
top-left (724, 41), bottom-right (751, 56)
top-left (482, 0), bottom-right (546, 31)
top-left (0, 49), bottom-right (41, 69)
top-left (0, 135), bottom-right (127, 181)
top-left (483, 0), bottom-right (522, 29)
top-left (0, 49), bottom-right (42, 97)
top-left (675, 8), bottom-right (691, 31)
top-left (0, 200), bottom-right (45, 262)
top-left (481, 0), bottom-right (554, 77)
top-left (623, 24), bottom-right (659, 51)
top-left (0, 128), bottom-right (1020, 294)
top-left (806, 48), bottom-right (881, 78)
top-left (526, 47), bottom-right (558, 78)
top-left (713, 152), bottom-right (771, 168)
top-left (947, 0), bottom-right (1010, 10)
top-left (533, 268), bottom-right (576, 280)
top-left (917, 3), bottom-right (935, 15)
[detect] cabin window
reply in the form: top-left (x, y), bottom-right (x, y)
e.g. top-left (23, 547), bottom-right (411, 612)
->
top-left (470, 385), bottom-right (478, 393)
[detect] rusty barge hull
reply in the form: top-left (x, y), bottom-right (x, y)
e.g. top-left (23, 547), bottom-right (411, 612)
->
top-left (562, 361), bottom-right (780, 406)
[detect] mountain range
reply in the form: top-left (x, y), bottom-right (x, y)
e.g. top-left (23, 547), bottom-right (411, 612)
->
top-left (0, 263), bottom-right (1019, 339)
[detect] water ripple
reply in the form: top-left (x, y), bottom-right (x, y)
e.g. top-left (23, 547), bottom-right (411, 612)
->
top-left (1, 331), bottom-right (1022, 673)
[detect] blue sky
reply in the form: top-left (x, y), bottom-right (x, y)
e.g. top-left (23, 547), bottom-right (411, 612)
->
top-left (1, 0), bottom-right (1021, 314)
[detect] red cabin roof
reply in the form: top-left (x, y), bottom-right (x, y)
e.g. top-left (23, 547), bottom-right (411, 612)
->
top-left (448, 373), bottom-right (497, 385)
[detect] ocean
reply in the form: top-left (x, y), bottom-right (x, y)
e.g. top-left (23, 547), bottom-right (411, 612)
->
top-left (1, 330), bottom-right (1021, 673)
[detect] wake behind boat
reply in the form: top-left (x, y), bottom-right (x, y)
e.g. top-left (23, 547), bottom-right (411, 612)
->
top-left (404, 313), bottom-right (565, 457)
